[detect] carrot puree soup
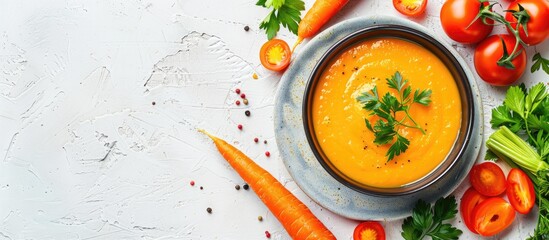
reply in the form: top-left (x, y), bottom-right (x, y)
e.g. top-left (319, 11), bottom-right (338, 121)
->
top-left (310, 37), bottom-right (461, 188)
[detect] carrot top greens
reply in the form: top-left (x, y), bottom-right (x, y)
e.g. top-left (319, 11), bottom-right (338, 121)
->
top-left (356, 71), bottom-right (432, 161)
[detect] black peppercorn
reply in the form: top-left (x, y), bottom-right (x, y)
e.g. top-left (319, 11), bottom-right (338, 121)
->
top-left (244, 26), bottom-right (250, 31)
top-left (235, 184), bottom-right (241, 190)
top-left (243, 183), bottom-right (249, 190)
top-left (245, 110), bottom-right (251, 116)
top-left (206, 207), bottom-right (212, 213)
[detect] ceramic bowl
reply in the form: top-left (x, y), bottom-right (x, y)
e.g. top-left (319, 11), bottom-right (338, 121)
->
top-left (302, 25), bottom-right (475, 196)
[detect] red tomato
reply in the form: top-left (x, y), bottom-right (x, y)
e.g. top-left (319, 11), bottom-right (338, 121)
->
top-left (505, 0), bottom-right (549, 45)
top-left (474, 35), bottom-right (527, 86)
top-left (460, 187), bottom-right (487, 233)
top-left (259, 39), bottom-right (291, 72)
top-left (472, 197), bottom-right (516, 236)
top-left (353, 221), bottom-right (385, 240)
top-left (393, 0), bottom-right (428, 17)
top-left (506, 168), bottom-right (536, 214)
top-left (440, 0), bottom-right (494, 44)
top-left (469, 162), bottom-right (507, 196)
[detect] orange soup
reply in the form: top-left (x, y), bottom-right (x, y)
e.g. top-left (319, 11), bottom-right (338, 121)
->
top-left (311, 37), bottom-right (461, 188)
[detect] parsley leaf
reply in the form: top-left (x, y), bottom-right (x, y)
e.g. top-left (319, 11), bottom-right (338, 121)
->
top-left (531, 52), bottom-right (549, 75)
top-left (402, 196), bottom-right (462, 240)
top-left (257, 0), bottom-right (304, 39)
top-left (357, 71), bottom-right (431, 161)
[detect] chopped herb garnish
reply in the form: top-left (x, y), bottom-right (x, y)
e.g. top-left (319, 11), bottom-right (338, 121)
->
top-left (356, 71), bottom-right (432, 161)
top-left (256, 0), bottom-right (305, 40)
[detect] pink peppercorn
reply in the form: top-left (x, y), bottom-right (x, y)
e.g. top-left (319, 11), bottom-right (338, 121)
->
top-left (235, 88), bottom-right (241, 94)
top-left (238, 124), bottom-right (243, 130)
top-left (190, 180), bottom-right (195, 186)
top-left (240, 93), bottom-right (246, 99)
top-left (265, 231), bottom-right (271, 238)
top-left (265, 151), bottom-right (270, 157)
top-left (254, 138), bottom-right (259, 143)
top-left (236, 100), bottom-right (241, 105)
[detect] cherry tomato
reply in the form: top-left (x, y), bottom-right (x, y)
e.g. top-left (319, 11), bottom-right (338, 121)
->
top-left (506, 168), bottom-right (536, 214)
top-left (460, 187), bottom-right (487, 233)
top-left (505, 0), bottom-right (549, 45)
top-left (469, 162), bottom-right (507, 196)
top-left (474, 35), bottom-right (527, 86)
top-left (353, 221), bottom-right (385, 240)
top-left (259, 39), bottom-right (291, 72)
top-left (440, 0), bottom-right (494, 44)
top-left (472, 197), bottom-right (516, 236)
top-left (393, 0), bottom-right (428, 17)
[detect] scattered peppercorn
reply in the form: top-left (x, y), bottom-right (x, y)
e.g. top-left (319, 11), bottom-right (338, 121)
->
top-left (254, 138), bottom-right (259, 143)
top-left (240, 93), bottom-right (246, 99)
top-left (245, 110), bottom-right (251, 116)
top-left (238, 124), bottom-right (243, 130)
top-left (244, 26), bottom-right (250, 31)
top-left (236, 100), bottom-right (241, 105)
top-left (152, 101), bottom-right (156, 105)
top-left (200, 186), bottom-right (204, 190)
top-left (258, 216), bottom-right (263, 221)
top-left (235, 184), bottom-right (241, 190)
top-left (264, 140), bottom-right (267, 144)
top-left (265, 151), bottom-right (270, 157)
top-left (235, 88), bottom-right (241, 94)
top-left (207, 207), bottom-right (212, 214)
top-left (243, 183), bottom-right (249, 190)
top-left (243, 99), bottom-right (249, 105)
top-left (190, 180), bottom-right (195, 186)
top-left (265, 231), bottom-right (271, 238)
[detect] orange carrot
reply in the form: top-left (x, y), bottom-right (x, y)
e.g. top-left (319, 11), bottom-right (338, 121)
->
top-left (292, 0), bottom-right (350, 52)
top-left (199, 130), bottom-right (336, 240)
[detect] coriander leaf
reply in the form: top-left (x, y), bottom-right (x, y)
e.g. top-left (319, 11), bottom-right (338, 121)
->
top-left (373, 120), bottom-right (396, 145)
top-left (259, 10), bottom-right (280, 40)
top-left (265, 0), bottom-right (285, 9)
top-left (365, 119), bottom-right (373, 132)
top-left (505, 85), bottom-right (526, 118)
top-left (412, 199), bottom-right (433, 231)
top-left (402, 217), bottom-right (422, 240)
top-left (278, 5), bottom-right (300, 34)
top-left (387, 134), bottom-right (410, 161)
top-left (428, 223), bottom-right (462, 240)
top-left (256, 0), bottom-right (267, 7)
top-left (403, 86), bottom-right (412, 102)
top-left (433, 195), bottom-right (458, 222)
top-left (531, 52), bottom-right (549, 75)
top-left (413, 89), bottom-right (432, 106)
top-left (357, 87), bottom-right (380, 111)
top-left (526, 83), bottom-right (548, 114)
top-left (387, 71), bottom-right (407, 92)
top-left (491, 105), bottom-right (523, 132)
top-left (528, 115), bottom-right (549, 133)
top-left (381, 92), bottom-right (403, 113)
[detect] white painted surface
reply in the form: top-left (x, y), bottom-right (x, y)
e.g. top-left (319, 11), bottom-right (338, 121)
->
top-left (0, 0), bottom-right (547, 239)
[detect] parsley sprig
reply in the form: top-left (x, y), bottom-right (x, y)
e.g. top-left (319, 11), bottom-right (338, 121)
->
top-left (256, 0), bottom-right (305, 40)
top-left (531, 53), bottom-right (549, 75)
top-left (356, 71), bottom-right (432, 161)
top-left (401, 196), bottom-right (463, 240)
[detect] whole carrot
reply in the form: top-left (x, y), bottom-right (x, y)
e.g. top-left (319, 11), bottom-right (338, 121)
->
top-left (292, 0), bottom-right (350, 51)
top-left (199, 130), bottom-right (336, 240)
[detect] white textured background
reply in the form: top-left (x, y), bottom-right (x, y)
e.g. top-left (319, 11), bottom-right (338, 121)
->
top-left (1, 0), bottom-right (547, 239)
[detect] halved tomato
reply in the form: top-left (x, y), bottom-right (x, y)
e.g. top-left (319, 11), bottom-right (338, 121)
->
top-left (472, 197), bottom-right (516, 236)
top-left (506, 168), bottom-right (536, 214)
top-left (353, 221), bottom-right (385, 240)
top-left (259, 39), bottom-right (291, 72)
top-left (460, 187), bottom-right (487, 233)
top-left (393, 0), bottom-right (428, 17)
top-left (469, 162), bottom-right (507, 196)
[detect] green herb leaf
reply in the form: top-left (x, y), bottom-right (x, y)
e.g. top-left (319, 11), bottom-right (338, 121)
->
top-left (257, 0), bottom-right (304, 39)
top-left (491, 105), bottom-right (523, 132)
top-left (505, 85), bottom-right (526, 118)
top-left (531, 53), bottom-right (549, 75)
top-left (401, 196), bottom-right (462, 240)
top-left (485, 149), bottom-right (499, 161)
top-left (356, 72), bottom-right (432, 161)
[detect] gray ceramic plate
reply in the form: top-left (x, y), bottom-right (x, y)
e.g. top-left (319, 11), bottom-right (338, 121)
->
top-left (273, 15), bottom-right (483, 220)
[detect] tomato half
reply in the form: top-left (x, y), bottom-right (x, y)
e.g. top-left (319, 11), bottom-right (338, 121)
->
top-left (393, 0), bottom-right (428, 17)
top-left (506, 168), bottom-right (536, 214)
top-left (259, 39), bottom-right (291, 72)
top-left (460, 187), bottom-right (487, 233)
top-left (469, 162), bottom-right (507, 196)
top-left (505, 0), bottom-right (549, 46)
top-left (472, 197), bottom-right (516, 236)
top-left (440, 0), bottom-right (494, 44)
top-left (353, 221), bottom-right (385, 240)
top-left (474, 35), bottom-right (527, 86)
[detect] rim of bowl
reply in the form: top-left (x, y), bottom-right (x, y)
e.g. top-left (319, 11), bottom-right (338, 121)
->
top-left (302, 24), bottom-right (475, 197)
